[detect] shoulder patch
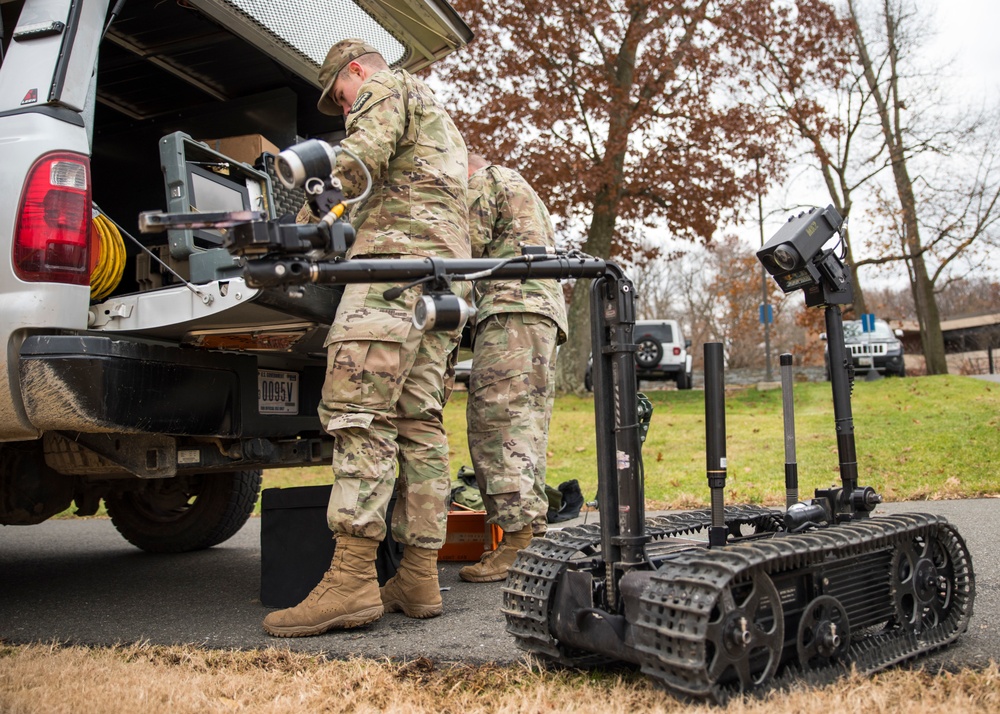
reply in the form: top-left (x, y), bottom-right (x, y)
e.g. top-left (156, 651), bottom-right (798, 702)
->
top-left (351, 91), bottom-right (373, 115)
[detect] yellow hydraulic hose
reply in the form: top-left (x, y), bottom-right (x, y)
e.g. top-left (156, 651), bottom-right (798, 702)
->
top-left (90, 212), bottom-right (126, 301)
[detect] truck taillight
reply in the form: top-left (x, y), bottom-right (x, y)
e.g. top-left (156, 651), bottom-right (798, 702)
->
top-left (13, 153), bottom-right (92, 285)
top-left (673, 347), bottom-right (681, 356)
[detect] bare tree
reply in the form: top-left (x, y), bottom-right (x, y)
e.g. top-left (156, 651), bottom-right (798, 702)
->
top-left (865, 283), bottom-right (917, 321)
top-left (623, 236), bottom-right (685, 320)
top-left (845, 0), bottom-right (993, 374)
top-left (936, 276), bottom-right (1000, 318)
top-left (673, 249), bottom-right (721, 371)
top-left (733, 0), bottom-right (881, 315)
top-left (742, 0), bottom-right (999, 373)
top-left (620, 236), bottom-right (817, 373)
top-left (868, 275), bottom-right (1000, 321)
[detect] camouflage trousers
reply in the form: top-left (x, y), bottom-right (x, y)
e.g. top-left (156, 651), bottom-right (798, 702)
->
top-left (320, 279), bottom-right (460, 549)
top-left (467, 312), bottom-right (559, 534)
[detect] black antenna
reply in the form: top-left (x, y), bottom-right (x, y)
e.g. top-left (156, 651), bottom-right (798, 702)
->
top-left (103, 0), bottom-right (128, 40)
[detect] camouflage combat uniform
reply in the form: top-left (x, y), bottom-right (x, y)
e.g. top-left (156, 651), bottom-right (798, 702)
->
top-left (466, 164), bottom-right (567, 535)
top-left (321, 68), bottom-right (469, 550)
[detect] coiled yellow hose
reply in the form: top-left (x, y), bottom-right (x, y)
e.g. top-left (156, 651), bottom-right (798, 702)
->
top-left (90, 212), bottom-right (126, 301)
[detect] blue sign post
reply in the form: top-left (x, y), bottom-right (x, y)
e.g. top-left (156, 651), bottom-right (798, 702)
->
top-left (860, 313), bottom-right (882, 381)
top-left (759, 304), bottom-right (773, 325)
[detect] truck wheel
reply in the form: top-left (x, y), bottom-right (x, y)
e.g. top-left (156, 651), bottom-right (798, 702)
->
top-left (0, 442), bottom-right (74, 525)
top-left (676, 371), bottom-right (693, 390)
top-left (635, 338), bottom-right (663, 368)
top-left (106, 470), bottom-right (262, 553)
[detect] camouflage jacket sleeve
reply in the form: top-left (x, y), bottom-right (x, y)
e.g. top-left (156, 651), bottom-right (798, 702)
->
top-left (467, 171), bottom-right (496, 259)
top-left (467, 166), bottom-right (569, 341)
top-left (335, 72), bottom-right (406, 198)
top-left (328, 69), bottom-right (469, 260)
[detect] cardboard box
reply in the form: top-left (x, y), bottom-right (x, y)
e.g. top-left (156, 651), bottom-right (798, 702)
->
top-left (439, 509), bottom-right (503, 561)
top-left (199, 133), bottom-right (280, 166)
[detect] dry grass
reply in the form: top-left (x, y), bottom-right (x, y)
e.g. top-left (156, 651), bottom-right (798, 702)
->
top-left (1, 642), bottom-right (997, 714)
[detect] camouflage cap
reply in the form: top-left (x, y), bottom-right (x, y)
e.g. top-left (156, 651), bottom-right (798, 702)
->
top-left (317, 39), bottom-right (380, 116)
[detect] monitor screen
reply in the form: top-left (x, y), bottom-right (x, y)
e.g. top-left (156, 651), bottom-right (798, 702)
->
top-left (190, 168), bottom-right (248, 212)
top-left (159, 131), bottom-right (274, 260)
top-left (187, 164), bottom-right (251, 245)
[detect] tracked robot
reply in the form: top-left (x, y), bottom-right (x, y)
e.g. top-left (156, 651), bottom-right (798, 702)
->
top-left (141, 141), bottom-right (975, 702)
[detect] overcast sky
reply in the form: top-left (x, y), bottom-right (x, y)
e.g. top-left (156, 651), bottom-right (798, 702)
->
top-left (741, 0), bottom-right (1000, 288)
top-left (928, 0), bottom-right (1000, 101)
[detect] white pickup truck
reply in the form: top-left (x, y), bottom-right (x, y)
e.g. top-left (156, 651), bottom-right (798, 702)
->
top-left (0, 0), bottom-right (470, 551)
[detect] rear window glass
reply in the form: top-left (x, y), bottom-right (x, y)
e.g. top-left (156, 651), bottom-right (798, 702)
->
top-left (843, 321), bottom-right (894, 339)
top-left (636, 325), bottom-right (673, 343)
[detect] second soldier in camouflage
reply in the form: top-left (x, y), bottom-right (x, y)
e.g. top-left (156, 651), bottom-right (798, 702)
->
top-left (460, 154), bottom-right (568, 583)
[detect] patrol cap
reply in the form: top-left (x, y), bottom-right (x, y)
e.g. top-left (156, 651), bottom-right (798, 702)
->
top-left (317, 39), bottom-right (380, 116)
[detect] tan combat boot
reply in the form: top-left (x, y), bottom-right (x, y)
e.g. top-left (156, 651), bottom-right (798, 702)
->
top-left (458, 527), bottom-right (532, 583)
top-left (263, 535), bottom-right (383, 637)
top-left (380, 545), bottom-right (443, 618)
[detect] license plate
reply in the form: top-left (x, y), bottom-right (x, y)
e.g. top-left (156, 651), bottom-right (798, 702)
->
top-left (857, 356), bottom-right (873, 367)
top-left (258, 370), bottom-right (299, 415)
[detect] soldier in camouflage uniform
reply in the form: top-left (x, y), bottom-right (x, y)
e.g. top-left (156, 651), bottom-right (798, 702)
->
top-left (263, 40), bottom-right (469, 637)
top-left (459, 154), bottom-right (568, 583)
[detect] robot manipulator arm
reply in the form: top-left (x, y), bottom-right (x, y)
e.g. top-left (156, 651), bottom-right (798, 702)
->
top-left (138, 137), bottom-right (366, 264)
top-left (276, 139), bottom-right (373, 225)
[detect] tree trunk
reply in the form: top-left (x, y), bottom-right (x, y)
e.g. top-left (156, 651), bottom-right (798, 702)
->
top-left (881, 62), bottom-right (948, 373)
top-left (842, 228), bottom-right (867, 317)
top-left (850, 0), bottom-right (948, 373)
top-left (555, 17), bottom-right (643, 393)
top-left (556, 279), bottom-right (592, 394)
top-left (556, 190), bottom-right (620, 393)
top-left (905, 230), bottom-right (948, 374)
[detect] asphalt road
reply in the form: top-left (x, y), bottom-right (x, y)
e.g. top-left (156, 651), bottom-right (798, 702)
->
top-left (1, 499), bottom-right (997, 670)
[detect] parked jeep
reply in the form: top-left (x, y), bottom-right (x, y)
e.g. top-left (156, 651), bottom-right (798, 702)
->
top-left (822, 318), bottom-right (906, 379)
top-left (585, 319), bottom-right (694, 390)
top-left (0, 0), bottom-right (470, 551)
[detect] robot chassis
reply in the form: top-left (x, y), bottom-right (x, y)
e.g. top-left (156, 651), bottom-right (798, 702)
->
top-left (143, 167), bottom-right (974, 702)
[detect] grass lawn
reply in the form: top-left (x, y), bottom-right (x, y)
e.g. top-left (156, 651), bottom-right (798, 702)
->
top-left (260, 374), bottom-right (1000, 511)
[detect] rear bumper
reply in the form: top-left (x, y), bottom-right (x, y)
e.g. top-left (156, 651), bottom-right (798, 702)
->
top-left (18, 335), bottom-right (325, 437)
top-left (637, 363), bottom-right (685, 379)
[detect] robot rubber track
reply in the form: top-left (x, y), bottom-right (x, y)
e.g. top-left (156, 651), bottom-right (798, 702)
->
top-left (503, 206), bottom-right (978, 700)
top-left (503, 509), bottom-right (974, 702)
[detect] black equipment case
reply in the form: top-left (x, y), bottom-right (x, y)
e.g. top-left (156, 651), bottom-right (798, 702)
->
top-left (260, 485), bottom-right (402, 608)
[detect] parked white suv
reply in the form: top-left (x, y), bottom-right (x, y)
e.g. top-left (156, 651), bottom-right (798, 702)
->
top-left (585, 319), bottom-right (694, 390)
top-left (0, 0), bottom-right (470, 550)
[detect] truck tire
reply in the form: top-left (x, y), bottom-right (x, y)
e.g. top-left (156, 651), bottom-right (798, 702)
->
top-left (635, 337), bottom-right (663, 368)
top-left (106, 470), bottom-right (262, 553)
top-left (676, 371), bottom-right (693, 390)
top-left (0, 442), bottom-right (74, 525)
